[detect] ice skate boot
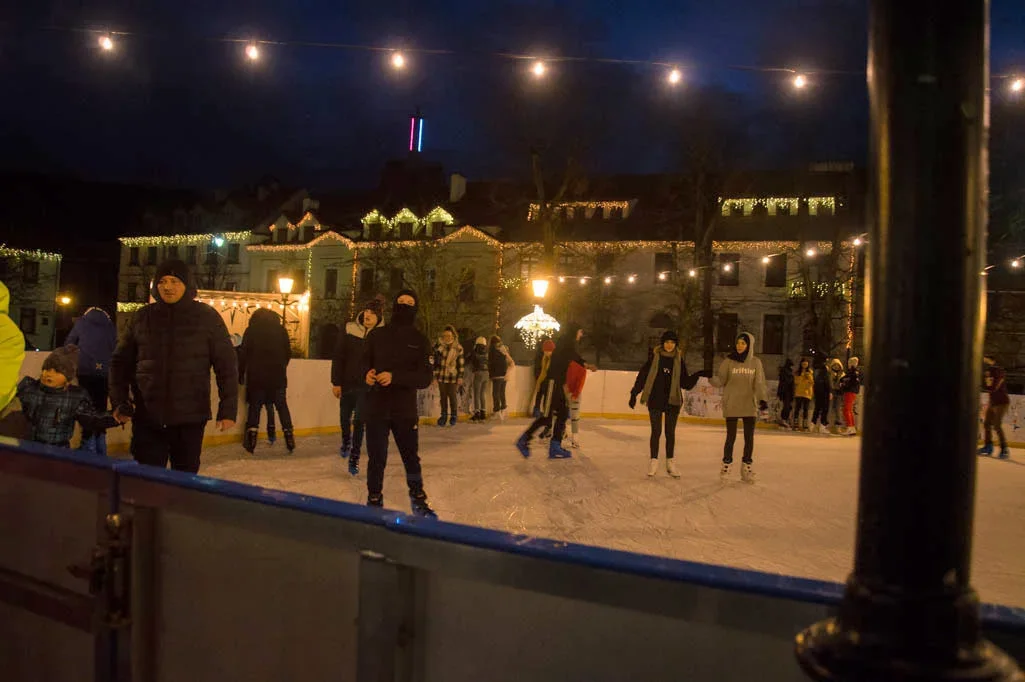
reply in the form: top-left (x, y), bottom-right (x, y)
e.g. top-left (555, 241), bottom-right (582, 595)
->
top-left (999, 448), bottom-right (1011, 460)
top-left (340, 437), bottom-right (351, 459)
top-left (647, 459), bottom-right (659, 477)
top-left (348, 453), bottom-right (360, 476)
top-left (243, 428), bottom-right (258, 454)
top-left (515, 434), bottom-right (531, 458)
top-left (978, 444), bottom-right (994, 456)
top-left (409, 491), bottom-right (438, 519)
top-left (437, 415), bottom-right (447, 427)
top-left (666, 458), bottom-right (681, 478)
top-left (741, 463), bottom-right (756, 483)
top-left (720, 462), bottom-right (733, 481)
top-left (548, 439), bottom-right (572, 459)
top-left (539, 427), bottom-right (552, 440)
top-left (449, 415), bottom-right (457, 427)
top-left (284, 430), bottom-right (296, 453)
top-left (267, 425), bottom-right (277, 444)
top-left (367, 493), bottom-right (383, 508)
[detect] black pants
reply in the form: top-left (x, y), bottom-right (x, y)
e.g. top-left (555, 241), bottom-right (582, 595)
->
top-left (246, 388), bottom-right (293, 431)
top-left (77, 374), bottom-right (109, 438)
top-left (491, 378), bottom-right (507, 412)
top-left (365, 418), bottom-right (425, 499)
top-left (131, 420), bottom-right (207, 473)
top-left (648, 405), bottom-right (682, 459)
top-left (794, 397), bottom-right (811, 425)
top-left (780, 396), bottom-right (793, 423)
top-left (340, 388), bottom-right (367, 453)
top-left (723, 417), bottom-right (756, 464)
top-left (438, 382), bottom-right (458, 418)
top-left (812, 393), bottom-right (830, 425)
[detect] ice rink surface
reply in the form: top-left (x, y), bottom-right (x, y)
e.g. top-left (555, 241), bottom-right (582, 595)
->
top-left (197, 419), bottom-right (1025, 608)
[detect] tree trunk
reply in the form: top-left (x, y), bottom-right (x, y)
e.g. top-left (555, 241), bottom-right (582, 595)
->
top-left (701, 242), bottom-right (714, 373)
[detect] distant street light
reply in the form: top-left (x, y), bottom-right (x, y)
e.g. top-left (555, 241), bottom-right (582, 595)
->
top-left (668, 68), bottom-right (682, 85)
top-left (1011, 78), bottom-right (1024, 94)
top-left (212, 236), bottom-right (225, 248)
top-left (57, 295), bottom-right (72, 306)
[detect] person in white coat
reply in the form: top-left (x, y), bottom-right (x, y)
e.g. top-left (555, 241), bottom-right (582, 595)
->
top-left (711, 332), bottom-right (768, 483)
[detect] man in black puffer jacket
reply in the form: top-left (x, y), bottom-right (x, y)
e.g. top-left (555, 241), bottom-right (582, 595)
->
top-left (363, 289), bottom-right (436, 517)
top-left (110, 259), bottom-right (238, 473)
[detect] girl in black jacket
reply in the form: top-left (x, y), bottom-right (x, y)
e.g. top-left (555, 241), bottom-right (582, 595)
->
top-left (629, 331), bottom-right (704, 478)
top-left (239, 308), bottom-right (294, 453)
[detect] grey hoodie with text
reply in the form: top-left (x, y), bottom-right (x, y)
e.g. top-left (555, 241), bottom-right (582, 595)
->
top-left (710, 332), bottom-right (768, 418)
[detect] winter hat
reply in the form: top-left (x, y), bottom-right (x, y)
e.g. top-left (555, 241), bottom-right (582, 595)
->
top-left (476, 336), bottom-right (488, 346)
top-left (43, 345), bottom-right (79, 382)
top-left (154, 259), bottom-right (192, 286)
top-left (361, 298), bottom-right (383, 318)
top-left (660, 330), bottom-right (679, 344)
top-left (542, 339), bottom-right (556, 352)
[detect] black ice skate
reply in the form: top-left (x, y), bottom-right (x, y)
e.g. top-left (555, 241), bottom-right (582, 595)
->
top-left (267, 425), bottom-right (277, 444)
top-left (243, 428), bottom-right (258, 454)
top-left (284, 429), bottom-right (295, 453)
top-left (410, 495), bottom-right (438, 519)
top-left (367, 493), bottom-right (384, 508)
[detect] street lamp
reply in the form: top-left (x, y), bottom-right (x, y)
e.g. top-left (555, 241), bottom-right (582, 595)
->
top-left (212, 236), bottom-right (225, 248)
top-left (57, 295), bottom-right (72, 306)
top-left (531, 278), bottom-right (549, 299)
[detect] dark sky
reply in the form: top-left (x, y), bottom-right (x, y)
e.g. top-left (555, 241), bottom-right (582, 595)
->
top-left (1, 1), bottom-right (1022, 189)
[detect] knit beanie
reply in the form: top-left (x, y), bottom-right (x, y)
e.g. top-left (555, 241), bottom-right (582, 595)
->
top-left (660, 330), bottom-right (679, 344)
top-left (43, 345), bottom-right (80, 382)
top-left (361, 298), bottom-right (383, 318)
top-left (154, 259), bottom-right (192, 286)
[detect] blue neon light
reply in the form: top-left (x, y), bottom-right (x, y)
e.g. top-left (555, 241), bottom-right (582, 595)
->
top-left (418, 118), bottom-right (424, 152)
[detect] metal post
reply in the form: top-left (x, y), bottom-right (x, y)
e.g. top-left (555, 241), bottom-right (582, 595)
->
top-left (796, 0), bottom-right (1022, 679)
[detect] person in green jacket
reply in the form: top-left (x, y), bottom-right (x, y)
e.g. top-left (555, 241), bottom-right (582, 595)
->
top-left (711, 332), bottom-right (768, 483)
top-left (0, 281), bottom-right (28, 438)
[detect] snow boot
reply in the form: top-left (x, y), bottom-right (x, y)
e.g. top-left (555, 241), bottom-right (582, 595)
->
top-left (367, 493), bottom-right (384, 508)
top-left (437, 415), bottom-right (447, 427)
top-left (243, 428), bottom-right (258, 454)
top-left (548, 439), bottom-right (572, 459)
top-left (267, 425), bottom-right (277, 444)
top-left (647, 459), bottom-right (659, 477)
top-left (978, 444), bottom-right (994, 456)
top-left (741, 463), bottom-right (756, 484)
top-left (720, 462), bottom-right (733, 481)
top-left (998, 448), bottom-right (1011, 460)
top-left (284, 430), bottom-right (295, 453)
top-left (516, 434), bottom-right (531, 458)
top-left (666, 458), bottom-right (681, 478)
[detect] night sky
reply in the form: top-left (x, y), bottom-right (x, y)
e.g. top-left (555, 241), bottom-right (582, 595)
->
top-left (1, 1), bottom-right (1023, 189)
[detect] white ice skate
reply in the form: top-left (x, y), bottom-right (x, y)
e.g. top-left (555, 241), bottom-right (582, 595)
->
top-left (666, 458), bottom-right (681, 478)
top-left (720, 462), bottom-right (733, 480)
top-left (741, 463), bottom-right (756, 484)
top-left (648, 459), bottom-right (659, 477)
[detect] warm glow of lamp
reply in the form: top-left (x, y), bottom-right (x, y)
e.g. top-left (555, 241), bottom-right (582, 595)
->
top-left (532, 60), bottom-right (546, 78)
top-left (603, 276), bottom-right (612, 285)
top-left (277, 276), bottom-right (295, 295)
top-left (762, 256), bottom-right (771, 264)
top-left (688, 269), bottom-right (697, 278)
top-left (723, 263), bottom-right (733, 272)
top-left (793, 73), bottom-right (808, 89)
top-left (245, 44), bottom-right (260, 61)
top-left (579, 277), bottom-right (586, 286)
top-left (853, 237), bottom-right (863, 247)
top-left (668, 68), bottom-right (682, 85)
top-left (627, 274), bottom-right (636, 283)
top-left (1011, 78), bottom-right (1024, 93)
top-left (99, 35), bottom-right (114, 51)
top-left (658, 272), bottom-right (668, 281)
top-left (391, 52), bottom-right (406, 69)
top-left (57, 295), bottom-right (72, 306)
top-left (558, 276), bottom-right (566, 283)
top-left (806, 248), bottom-right (817, 258)
top-left (1012, 259), bottom-right (1022, 269)
top-left (531, 278), bottom-right (549, 298)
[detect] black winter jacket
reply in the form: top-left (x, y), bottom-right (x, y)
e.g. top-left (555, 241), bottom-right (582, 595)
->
top-left (548, 325), bottom-right (584, 386)
top-left (239, 308), bottom-right (291, 393)
top-left (364, 320), bottom-right (433, 420)
top-left (488, 345), bottom-right (509, 379)
top-left (331, 316), bottom-right (379, 389)
top-left (469, 344), bottom-right (489, 372)
top-left (109, 286), bottom-right (238, 426)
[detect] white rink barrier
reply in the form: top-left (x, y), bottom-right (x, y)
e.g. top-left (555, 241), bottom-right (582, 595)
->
top-left (0, 441), bottom-right (1021, 682)
top-left (18, 353), bottom-right (1019, 451)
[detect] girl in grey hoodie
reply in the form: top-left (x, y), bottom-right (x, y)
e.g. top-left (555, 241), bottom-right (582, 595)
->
top-left (711, 332), bottom-right (768, 483)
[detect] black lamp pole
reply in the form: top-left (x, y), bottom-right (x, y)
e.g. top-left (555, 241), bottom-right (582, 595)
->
top-left (795, 0), bottom-right (1021, 679)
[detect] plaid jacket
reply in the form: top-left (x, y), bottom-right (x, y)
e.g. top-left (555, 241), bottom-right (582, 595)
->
top-left (433, 343), bottom-right (465, 384)
top-left (16, 377), bottom-right (119, 447)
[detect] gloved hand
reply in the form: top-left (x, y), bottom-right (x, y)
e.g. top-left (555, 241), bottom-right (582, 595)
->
top-left (628, 394), bottom-right (637, 409)
top-left (759, 400), bottom-right (769, 412)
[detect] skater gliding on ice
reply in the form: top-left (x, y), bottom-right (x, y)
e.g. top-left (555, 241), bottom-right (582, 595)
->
top-left (711, 332), bottom-right (768, 483)
top-left (629, 330), bottom-right (704, 478)
top-left (979, 355), bottom-right (1010, 459)
top-left (363, 289), bottom-right (437, 517)
top-left (332, 299), bottom-right (382, 475)
top-left (239, 307), bottom-right (295, 453)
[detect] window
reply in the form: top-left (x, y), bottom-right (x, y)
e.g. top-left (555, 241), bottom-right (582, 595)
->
top-left (146, 246), bottom-right (158, 265)
top-left (398, 222), bottom-right (414, 240)
top-left (764, 253), bottom-right (787, 288)
top-left (186, 245), bottom-right (198, 264)
top-left (227, 243), bottom-right (240, 264)
top-left (428, 221), bottom-right (444, 237)
top-left (324, 268), bottom-right (338, 299)
top-left (520, 255), bottom-right (538, 280)
top-left (19, 307), bottom-right (37, 335)
top-left (267, 269), bottom-right (279, 293)
top-left (368, 223), bottom-right (383, 241)
top-left (718, 253), bottom-right (740, 286)
top-left (762, 315), bottom-right (785, 355)
top-left (654, 252), bottom-right (674, 282)
top-left (459, 268), bottom-right (476, 303)
top-left (205, 248), bottom-right (218, 266)
top-left (596, 254), bottom-right (614, 274)
top-left (166, 245), bottom-right (179, 261)
top-left (716, 313), bottom-right (739, 352)
top-left (275, 228), bottom-right (287, 243)
top-left (22, 260), bottom-right (39, 283)
top-left (360, 268), bottom-right (376, 295)
top-left (389, 268), bottom-right (404, 292)
top-left (129, 247), bottom-right (140, 266)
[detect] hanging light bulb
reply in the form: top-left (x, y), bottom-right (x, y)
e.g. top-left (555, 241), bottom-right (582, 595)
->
top-left (245, 43), bottom-right (260, 61)
top-left (1011, 78), bottom-right (1024, 93)
top-left (579, 277), bottom-right (586, 285)
top-left (688, 269), bottom-right (697, 278)
top-left (723, 263), bottom-right (733, 273)
top-left (793, 73), bottom-right (808, 89)
top-left (603, 276), bottom-right (612, 285)
top-left (1011, 259), bottom-right (1022, 269)
top-left (98, 35), bottom-right (114, 51)
top-left (627, 274), bottom-right (636, 283)
top-left (762, 256), bottom-right (771, 264)
top-left (532, 60), bottom-right (547, 78)
top-left (853, 237), bottom-right (863, 247)
top-left (806, 248), bottom-right (817, 258)
top-left (391, 52), bottom-right (406, 69)
top-left (668, 68), bottom-right (682, 85)
top-left (658, 272), bottom-right (668, 281)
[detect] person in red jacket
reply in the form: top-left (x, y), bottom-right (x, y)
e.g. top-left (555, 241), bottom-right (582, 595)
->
top-left (979, 355), bottom-right (1011, 459)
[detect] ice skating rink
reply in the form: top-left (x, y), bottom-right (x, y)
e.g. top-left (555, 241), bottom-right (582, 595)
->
top-left (197, 419), bottom-right (1025, 609)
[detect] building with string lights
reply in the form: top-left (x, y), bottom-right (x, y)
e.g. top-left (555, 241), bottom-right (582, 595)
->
top-left (0, 246), bottom-right (63, 350)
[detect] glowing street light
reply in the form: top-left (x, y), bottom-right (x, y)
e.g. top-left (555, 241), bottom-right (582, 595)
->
top-left (558, 276), bottom-right (566, 283)
top-left (723, 263), bottom-right (733, 273)
top-left (1011, 259), bottom-right (1022, 269)
top-left (245, 43), bottom-right (260, 61)
top-left (658, 272), bottom-right (668, 281)
top-left (391, 52), bottom-right (406, 69)
top-left (793, 73), bottom-right (808, 89)
top-left (853, 237), bottom-right (863, 247)
top-left (578, 277), bottom-right (586, 286)
top-left (277, 276), bottom-right (295, 296)
top-left (532, 60), bottom-right (547, 78)
top-left (212, 236), bottom-right (225, 248)
top-left (57, 295), bottom-right (72, 306)
top-left (98, 35), bottom-right (114, 51)
top-left (531, 278), bottom-right (550, 299)
top-left (667, 68), bottom-right (682, 85)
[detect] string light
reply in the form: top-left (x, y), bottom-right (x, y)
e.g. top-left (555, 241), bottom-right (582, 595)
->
top-left (99, 35), bottom-right (114, 51)
top-left (579, 277), bottom-right (586, 285)
top-left (514, 305), bottom-right (560, 350)
top-left (806, 248), bottom-right (817, 258)
top-left (558, 276), bottom-right (566, 283)
top-left (391, 52), bottom-right (406, 69)
top-left (528, 200), bottom-right (632, 221)
top-left (603, 276), bottom-right (612, 284)
top-left (668, 68), bottom-right (682, 85)
top-left (0, 245), bottom-right (62, 262)
top-left (688, 269), bottom-right (697, 278)
top-left (120, 231), bottom-right (251, 247)
top-left (245, 43), bottom-right (260, 61)
top-left (627, 274), bottom-right (636, 283)
top-left (1011, 78), bottom-right (1024, 94)
top-left (658, 272), bottom-right (668, 281)
top-left (762, 256), bottom-right (771, 264)
top-left (793, 73), bottom-right (808, 89)
top-left (532, 61), bottom-right (546, 78)
top-left (719, 196), bottom-right (835, 217)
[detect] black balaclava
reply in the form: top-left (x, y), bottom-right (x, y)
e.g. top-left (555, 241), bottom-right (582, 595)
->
top-left (391, 288), bottom-right (419, 327)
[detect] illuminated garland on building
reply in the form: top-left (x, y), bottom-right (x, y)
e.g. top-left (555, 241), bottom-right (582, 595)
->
top-left (116, 302), bottom-right (146, 313)
top-left (247, 230), bottom-right (357, 251)
top-left (361, 206), bottom-right (456, 230)
top-left (119, 231), bottom-right (252, 247)
top-left (718, 196), bottom-right (837, 217)
top-left (0, 245), bottom-right (62, 261)
top-left (527, 200), bottom-right (633, 221)
top-left (846, 249), bottom-right (857, 350)
top-left (495, 247), bottom-right (504, 332)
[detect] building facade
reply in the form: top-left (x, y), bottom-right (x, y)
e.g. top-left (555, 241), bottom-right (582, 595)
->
top-left (0, 246), bottom-right (63, 350)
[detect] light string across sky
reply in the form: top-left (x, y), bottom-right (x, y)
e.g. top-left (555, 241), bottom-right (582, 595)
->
top-left (43, 24), bottom-right (1025, 95)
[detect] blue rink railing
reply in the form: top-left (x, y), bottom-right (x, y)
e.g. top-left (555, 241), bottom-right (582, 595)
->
top-left (0, 439), bottom-right (1022, 682)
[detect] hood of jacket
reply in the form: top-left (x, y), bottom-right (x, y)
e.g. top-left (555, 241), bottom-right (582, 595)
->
top-left (346, 319), bottom-right (382, 339)
top-left (80, 307), bottom-right (112, 328)
top-left (728, 332), bottom-right (757, 364)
